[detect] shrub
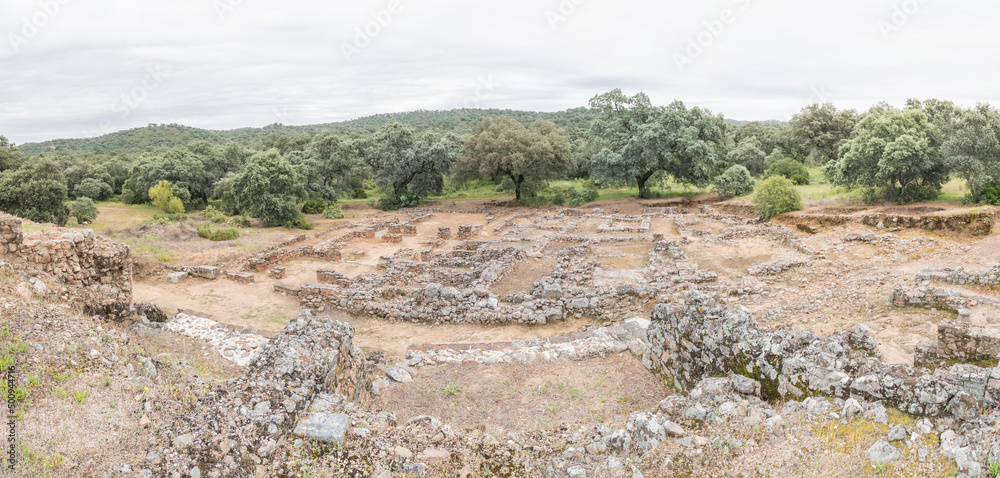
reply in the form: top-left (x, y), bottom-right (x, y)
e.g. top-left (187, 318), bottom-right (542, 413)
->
top-left (296, 215), bottom-right (314, 230)
top-left (322, 203), bottom-right (345, 219)
top-left (765, 159), bottom-right (810, 182)
top-left (70, 197), bottom-right (99, 223)
top-left (150, 213), bottom-right (187, 225)
top-left (301, 198), bottom-right (328, 214)
top-left (197, 225), bottom-right (240, 241)
top-left (980, 182), bottom-right (1000, 205)
top-left (753, 176), bottom-right (803, 221)
top-left (149, 180), bottom-right (185, 214)
top-left (568, 185), bottom-right (599, 207)
top-left (229, 216), bottom-right (252, 227)
top-left (352, 188), bottom-right (368, 199)
top-left (202, 205), bottom-right (226, 223)
top-left (713, 165), bottom-right (755, 198)
top-left (790, 174), bottom-right (811, 186)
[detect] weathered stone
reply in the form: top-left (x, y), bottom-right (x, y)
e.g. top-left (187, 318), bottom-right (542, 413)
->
top-left (292, 413), bottom-right (349, 445)
top-left (386, 366), bottom-right (412, 383)
top-left (866, 439), bottom-right (902, 464)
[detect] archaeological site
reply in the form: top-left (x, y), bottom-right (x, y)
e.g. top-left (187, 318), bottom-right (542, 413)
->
top-left (2, 196), bottom-right (1000, 478)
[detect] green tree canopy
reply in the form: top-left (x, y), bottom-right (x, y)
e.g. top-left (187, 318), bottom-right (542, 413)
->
top-left (789, 103), bottom-right (858, 164)
top-left (942, 103), bottom-right (1000, 201)
top-left (291, 132), bottom-right (369, 202)
top-left (726, 137), bottom-right (767, 176)
top-left (0, 158), bottom-right (69, 225)
top-left (830, 107), bottom-right (947, 203)
top-left (230, 149), bottom-right (305, 227)
top-left (587, 89), bottom-right (729, 197)
top-left (0, 136), bottom-right (24, 172)
top-left (457, 116), bottom-right (572, 201)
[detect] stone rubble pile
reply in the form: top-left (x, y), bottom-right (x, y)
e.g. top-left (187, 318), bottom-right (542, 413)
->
top-left (161, 312), bottom-right (269, 366)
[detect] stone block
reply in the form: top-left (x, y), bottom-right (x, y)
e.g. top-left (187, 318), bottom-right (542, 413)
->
top-left (167, 272), bottom-right (188, 284)
top-left (193, 266), bottom-right (219, 280)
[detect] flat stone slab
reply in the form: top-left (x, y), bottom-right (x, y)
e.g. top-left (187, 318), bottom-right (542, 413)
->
top-left (292, 412), bottom-right (349, 445)
top-left (167, 272), bottom-right (188, 284)
top-left (193, 266), bottom-right (220, 280)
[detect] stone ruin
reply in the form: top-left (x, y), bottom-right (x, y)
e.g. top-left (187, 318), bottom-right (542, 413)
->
top-left (149, 310), bottom-right (371, 477)
top-left (644, 290), bottom-right (999, 420)
top-left (0, 212), bottom-right (132, 318)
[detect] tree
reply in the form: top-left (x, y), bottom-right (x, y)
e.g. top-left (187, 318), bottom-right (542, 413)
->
top-left (765, 159), bottom-right (810, 182)
top-left (291, 132), bottom-right (368, 202)
top-left (123, 148), bottom-right (211, 207)
top-left (70, 197), bottom-right (99, 223)
top-left (230, 149), bottom-right (305, 227)
top-left (457, 116), bottom-right (572, 201)
top-left (74, 177), bottom-right (114, 200)
top-left (148, 180), bottom-right (184, 213)
top-left (0, 159), bottom-right (69, 225)
top-left (754, 176), bottom-right (802, 221)
top-left (714, 165), bottom-right (755, 198)
top-left (366, 121), bottom-right (460, 208)
top-left (726, 137), bottom-right (767, 176)
top-left (789, 103), bottom-right (858, 164)
top-left (587, 90), bottom-right (728, 197)
top-left (732, 122), bottom-right (784, 156)
top-left (942, 103), bottom-right (1000, 201)
top-left (0, 136), bottom-right (24, 172)
top-left (830, 107), bottom-right (947, 203)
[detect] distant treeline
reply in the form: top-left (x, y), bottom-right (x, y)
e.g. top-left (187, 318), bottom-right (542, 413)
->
top-left (1, 92), bottom-right (999, 228)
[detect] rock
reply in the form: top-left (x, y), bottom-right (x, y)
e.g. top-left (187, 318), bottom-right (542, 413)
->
top-left (661, 420), bottom-right (685, 437)
top-left (684, 404), bottom-right (707, 421)
top-left (631, 412), bottom-right (665, 451)
top-left (842, 398), bottom-right (863, 419)
top-left (730, 374), bottom-right (760, 396)
top-left (441, 286), bottom-right (460, 299)
top-left (408, 415), bottom-right (442, 430)
top-left (386, 366), bottom-right (412, 383)
top-left (947, 391), bottom-right (980, 421)
top-left (140, 359), bottom-right (157, 378)
top-left (542, 283), bottom-right (562, 299)
top-left (29, 278), bottom-right (50, 296)
top-left (623, 317), bottom-right (651, 330)
top-left (803, 397), bottom-right (831, 416)
top-left (607, 429), bottom-right (631, 450)
top-left (292, 413), bottom-right (349, 445)
top-left (172, 433), bottom-right (196, 448)
top-left (135, 303), bottom-right (168, 323)
top-left (193, 266), bottom-right (219, 280)
top-left (566, 465), bottom-right (587, 477)
top-left (887, 425), bottom-right (906, 442)
top-left (866, 439), bottom-right (902, 464)
top-left (394, 446), bottom-right (413, 459)
top-left (424, 283), bottom-right (442, 298)
top-left (139, 413), bottom-right (151, 428)
top-left (422, 448), bottom-right (450, 461)
top-left (863, 403), bottom-right (889, 424)
top-left (915, 418), bottom-right (933, 435)
top-left (167, 272), bottom-right (188, 284)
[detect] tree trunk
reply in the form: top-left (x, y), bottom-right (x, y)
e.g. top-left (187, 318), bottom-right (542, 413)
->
top-left (637, 170), bottom-right (654, 198)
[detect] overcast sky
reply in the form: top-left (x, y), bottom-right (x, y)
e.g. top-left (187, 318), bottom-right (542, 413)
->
top-left (1, 0), bottom-right (997, 144)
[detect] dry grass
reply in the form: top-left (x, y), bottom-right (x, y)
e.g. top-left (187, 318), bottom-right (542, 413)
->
top-left (372, 354), bottom-right (667, 433)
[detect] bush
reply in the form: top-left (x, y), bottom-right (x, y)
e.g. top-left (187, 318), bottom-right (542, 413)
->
top-left (301, 198), bottom-right (328, 214)
top-left (790, 174), bottom-right (811, 186)
top-left (202, 205), bottom-right (226, 224)
top-left (70, 197), bottom-right (99, 223)
top-left (229, 216), bottom-right (252, 227)
top-left (197, 225), bottom-right (240, 241)
top-left (150, 213), bottom-right (188, 225)
top-left (713, 165), bottom-right (755, 198)
top-left (296, 215), bottom-right (314, 230)
top-left (765, 159), bottom-right (810, 182)
top-left (753, 176), bottom-right (803, 221)
top-left (149, 180), bottom-right (185, 213)
top-left (979, 182), bottom-right (1000, 205)
top-left (352, 188), bottom-right (368, 199)
top-left (322, 203), bottom-right (345, 219)
top-left (568, 185), bottom-right (599, 207)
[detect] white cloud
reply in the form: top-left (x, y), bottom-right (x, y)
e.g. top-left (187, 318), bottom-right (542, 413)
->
top-left (0, 0), bottom-right (997, 143)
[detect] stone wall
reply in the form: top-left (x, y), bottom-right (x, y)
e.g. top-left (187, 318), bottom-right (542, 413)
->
top-left (643, 291), bottom-right (1000, 419)
top-left (915, 321), bottom-right (1000, 368)
top-left (150, 310), bottom-right (371, 476)
top-left (916, 265), bottom-right (1000, 287)
top-left (0, 213), bottom-right (132, 319)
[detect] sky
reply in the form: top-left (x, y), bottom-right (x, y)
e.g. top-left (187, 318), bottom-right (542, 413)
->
top-left (1, 0), bottom-right (998, 144)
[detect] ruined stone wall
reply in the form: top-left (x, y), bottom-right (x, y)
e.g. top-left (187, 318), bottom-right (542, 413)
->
top-left (0, 213), bottom-right (132, 318)
top-left (915, 321), bottom-right (1000, 368)
top-left (151, 310), bottom-right (371, 475)
top-left (917, 266), bottom-right (1000, 287)
top-left (643, 291), bottom-right (1000, 419)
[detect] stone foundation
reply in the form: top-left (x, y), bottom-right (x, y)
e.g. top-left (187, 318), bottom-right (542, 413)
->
top-left (915, 321), bottom-right (1000, 367)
